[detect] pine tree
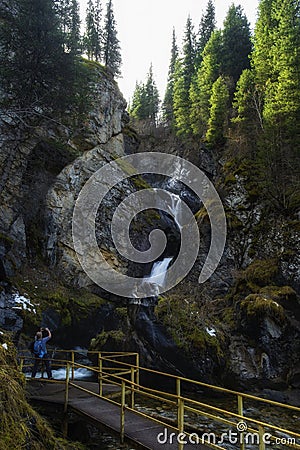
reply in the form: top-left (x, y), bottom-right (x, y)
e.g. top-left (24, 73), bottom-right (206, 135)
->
top-left (259, 0), bottom-right (300, 209)
top-left (84, 0), bottom-right (97, 60)
top-left (189, 30), bottom-right (222, 136)
top-left (251, 0), bottom-right (276, 89)
top-left (130, 82), bottom-right (146, 119)
top-left (162, 28), bottom-right (178, 125)
top-left (94, 0), bottom-right (102, 61)
top-left (0, 0), bottom-right (73, 109)
top-left (103, 0), bottom-right (122, 77)
top-left (69, 0), bottom-right (81, 55)
top-left (232, 69), bottom-right (262, 156)
top-left (173, 16), bottom-right (196, 136)
top-left (195, 0), bottom-right (216, 67)
top-left (206, 76), bottom-right (229, 146)
top-left (129, 66), bottom-right (160, 125)
top-left (55, 0), bottom-right (70, 35)
top-left (221, 4), bottom-right (252, 84)
top-left (144, 64), bottom-right (160, 125)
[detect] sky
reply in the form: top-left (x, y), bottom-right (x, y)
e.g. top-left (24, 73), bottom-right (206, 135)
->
top-left (79, 0), bottom-right (260, 104)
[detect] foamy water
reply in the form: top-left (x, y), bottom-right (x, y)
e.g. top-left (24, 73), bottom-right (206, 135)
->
top-left (26, 367), bottom-right (93, 380)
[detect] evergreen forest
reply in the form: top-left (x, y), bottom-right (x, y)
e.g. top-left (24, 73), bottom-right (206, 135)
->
top-left (130, 0), bottom-right (300, 213)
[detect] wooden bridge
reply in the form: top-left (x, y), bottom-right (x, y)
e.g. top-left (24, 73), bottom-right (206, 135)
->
top-left (19, 350), bottom-right (300, 450)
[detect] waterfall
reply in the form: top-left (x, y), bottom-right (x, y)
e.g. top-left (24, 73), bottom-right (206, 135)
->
top-left (145, 257), bottom-right (173, 287)
top-left (168, 193), bottom-right (182, 229)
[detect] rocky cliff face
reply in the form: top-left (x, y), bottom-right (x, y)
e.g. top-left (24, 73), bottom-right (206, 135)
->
top-left (0, 66), bottom-right (127, 278)
top-left (0, 65), bottom-right (130, 337)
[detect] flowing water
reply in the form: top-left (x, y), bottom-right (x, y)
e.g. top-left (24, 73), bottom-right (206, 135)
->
top-left (144, 257), bottom-right (173, 287)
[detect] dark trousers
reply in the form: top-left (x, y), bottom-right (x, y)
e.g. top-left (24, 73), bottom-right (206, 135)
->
top-left (32, 354), bottom-right (52, 379)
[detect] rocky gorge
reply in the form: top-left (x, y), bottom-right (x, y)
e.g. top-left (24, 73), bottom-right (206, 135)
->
top-left (0, 61), bottom-right (299, 399)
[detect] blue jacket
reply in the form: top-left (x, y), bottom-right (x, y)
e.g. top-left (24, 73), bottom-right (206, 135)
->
top-left (36, 336), bottom-right (50, 354)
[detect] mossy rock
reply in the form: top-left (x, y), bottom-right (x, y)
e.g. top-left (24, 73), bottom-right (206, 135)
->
top-left (155, 295), bottom-right (226, 359)
top-left (259, 285), bottom-right (297, 302)
top-left (90, 329), bottom-right (125, 350)
top-left (240, 294), bottom-right (285, 323)
top-left (11, 271), bottom-right (107, 335)
top-left (238, 258), bottom-right (278, 288)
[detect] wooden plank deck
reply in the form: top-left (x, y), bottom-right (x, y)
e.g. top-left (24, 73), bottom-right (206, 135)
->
top-left (27, 380), bottom-right (211, 450)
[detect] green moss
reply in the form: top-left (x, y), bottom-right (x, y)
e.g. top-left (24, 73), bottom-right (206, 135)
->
top-left (222, 307), bottom-right (236, 329)
top-left (224, 173), bottom-right (236, 185)
top-left (113, 157), bottom-right (150, 190)
top-left (241, 294), bottom-right (285, 323)
top-left (238, 258), bottom-right (278, 288)
top-left (226, 211), bottom-right (244, 230)
top-left (122, 125), bottom-right (139, 140)
top-left (90, 329), bottom-right (125, 349)
top-left (0, 232), bottom-right (14, 245)
top-left (259, 285), bottom-right (297, 302)
top-left (195, 207), bottom-right (209, 222)
top-left (155, 295), bottom-right (225, 359)
top-left (115, 307), bottom-right (128, 318)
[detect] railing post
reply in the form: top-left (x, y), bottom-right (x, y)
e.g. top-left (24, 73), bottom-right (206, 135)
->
top-left (178, 399), bottom-right (184, 450)
top-left (64, 363), bottom-right (70, 413)
top-left (176, 378), bottom-right (181, 425)
top-left (98, 352), bottom-right (103, 396)
top-left (120, 380), bottom-right (126, 444)
top-left (258, 425), bottom-right (265, 450)
top-left (238, 395), bottom-right (245, 450)
top-left (176, 378), bottom-right (185, 450)
top-left (135, 353), bottom-right (139, 390)
top-left (71, 351), bottom-right (75, 381)
top-left (130, 366), bottom-right (135, 409)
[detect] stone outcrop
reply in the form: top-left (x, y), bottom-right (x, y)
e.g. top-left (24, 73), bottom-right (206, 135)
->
top-left (0, 66), bottom-right (126, 278)
top-left (45, 135), bottom-right (132, 288)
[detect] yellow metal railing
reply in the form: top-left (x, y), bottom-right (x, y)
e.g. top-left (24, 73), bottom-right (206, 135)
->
top-left (19, 350), bottom-right (300, 450)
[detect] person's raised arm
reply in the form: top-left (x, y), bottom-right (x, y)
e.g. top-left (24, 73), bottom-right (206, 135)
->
top-left (45, 327), bottom-right (52, 339)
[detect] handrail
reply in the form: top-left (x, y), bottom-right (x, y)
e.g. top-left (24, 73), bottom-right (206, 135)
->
top-left (20, 350), bottom-right (300, 450)
top-left (69, 362), bottom-right (300, 449)
top-left (96, 355), bottom-right (300, 413)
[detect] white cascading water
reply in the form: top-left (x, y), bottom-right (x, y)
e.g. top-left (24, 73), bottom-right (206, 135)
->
top-left (145, 257), bottom-right (173, 287)
top-left (25, 367), bottom-right (93, 380)
top-left (168, 193), bottom-right (183, 229)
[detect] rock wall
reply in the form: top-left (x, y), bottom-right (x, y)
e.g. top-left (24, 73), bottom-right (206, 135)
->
top-left (0, 66), bottom-right (127, 278)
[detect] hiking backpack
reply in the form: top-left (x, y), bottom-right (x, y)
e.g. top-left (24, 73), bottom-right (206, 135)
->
top-left (33, 340), bottom-right (45, 358)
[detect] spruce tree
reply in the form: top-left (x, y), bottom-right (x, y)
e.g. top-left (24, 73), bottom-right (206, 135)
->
top-left (195, 0), bottom-right (216, 67)
top-left (232, 69), bottom-right (262, 156)
top-left (68, 0), bottom-right (81, 55)
top-left (144, 64), bottom-right (160, 125)
top-left (130, 82), bottom-right (146, 119)
top-left (173, 16), bottom-right (196, 136)
top-left (129, 66), bottom-right (160, 125)
top-left (206, 76), bottom-right (229, 146)
top-left (84, 0), bottom-right (97, 60)
top-left (189, 30), bottom-right (222, 136)
top-left (0, 0), bottom-right (73, 110)
top-left (103, 0), bottom-right (122, 77)
top-left (259, 0), bottom-right (300, 209)
top-left (221, 5), bottom-right (252, 84)
top-left (251, 0), bottom-right (276, 89)
top-left (94, 0), bottom-right (102, 61)
top-left (162, 28), bottom-right (178, 125)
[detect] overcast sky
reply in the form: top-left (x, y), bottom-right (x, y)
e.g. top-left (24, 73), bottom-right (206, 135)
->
top-left (79, 0), bottom-right (259, 103)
